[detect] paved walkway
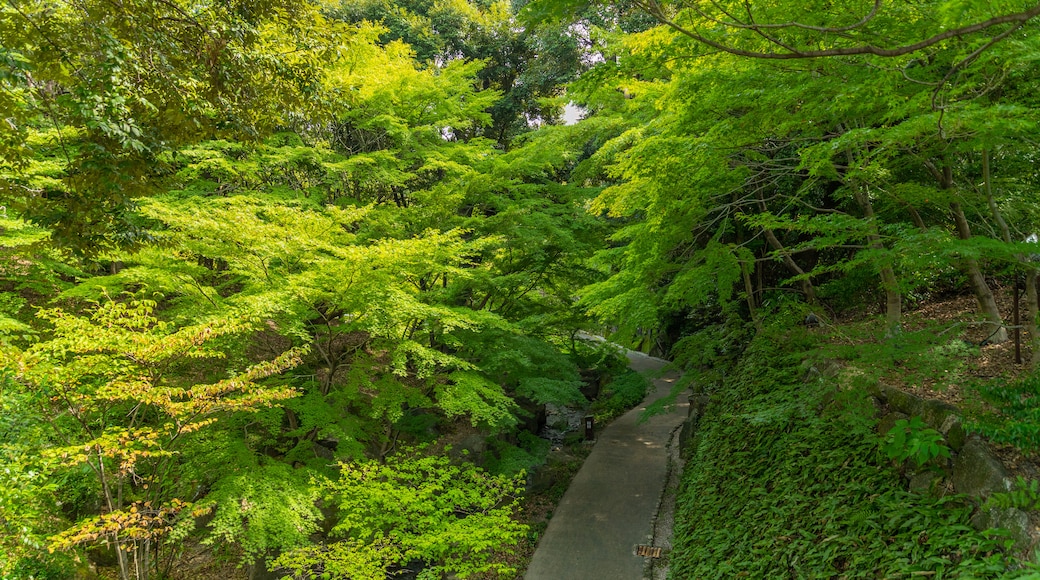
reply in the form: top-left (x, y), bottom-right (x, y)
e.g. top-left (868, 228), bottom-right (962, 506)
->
top-left (524, 351), bottom-right (687, 580)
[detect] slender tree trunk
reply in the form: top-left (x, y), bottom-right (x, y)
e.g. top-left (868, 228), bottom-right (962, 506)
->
top-left (1027, 271), bottom-right (1040, 365)
top-left (96, 454), bottom-right (133, 580)
top-left (930, 154), bottom-right (1007, 343)
top-left (740, 260), bottom-right (762, 332)
top-left (985, 148), bottom-right (1040, 361)
top-left (757, 195), bottom-right (816, 302)
top-left (134, 541), bottom-right (150, 580)
top-left (983, 150), bottom-right (1012, 243)
top-left (736, 223), bottom-right (762, 331)
top-left (760, 227), bottom-right (817, 302)
top-left (951, 201), bottom-right (1008, 343)
top-left (854, 190), bottom-right (902, 337)
top-left (116, 540), bottom-right (131, 579)
top-left (923, 157), bottom-right (1008, 342)
top-left (905, 204), bottom-right (927, 231)
top-left (756, 248), bottom-right (764, 306)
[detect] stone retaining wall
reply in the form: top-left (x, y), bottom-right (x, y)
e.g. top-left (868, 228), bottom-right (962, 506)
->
top-left (866, 381), bottom-right (1035, 554)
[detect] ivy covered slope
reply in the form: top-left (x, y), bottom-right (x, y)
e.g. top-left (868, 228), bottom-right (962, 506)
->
top-left (670, 315), bottom-right (1030, 579)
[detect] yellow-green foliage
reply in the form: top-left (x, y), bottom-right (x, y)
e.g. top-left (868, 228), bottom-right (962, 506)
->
top-left (274, 450), bottom-right (526, 579)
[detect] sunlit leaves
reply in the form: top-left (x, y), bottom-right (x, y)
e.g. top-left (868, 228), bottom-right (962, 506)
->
top-left (48, 500), bottom-right (189, 553)
top-left (199, 462), bottom-right (322, 565)
top-left (276, 451), bottom-right (526, 578)
top-left (438, 371), bottom-right (518, 429)
top-left (6, 299), bottom-right (303, 566)
top-left (273, 538), bottom-right (401, 580)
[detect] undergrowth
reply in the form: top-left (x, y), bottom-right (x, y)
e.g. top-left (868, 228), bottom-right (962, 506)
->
top-left (590, 369), bottom-right (651, 423)
top-left (968, 374), bottom-right (1040, 452)
top-left (669, 314), bottom-right (1034, 579)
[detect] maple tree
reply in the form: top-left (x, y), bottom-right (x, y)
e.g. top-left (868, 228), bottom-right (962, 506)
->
top-left (7, 300), bottom-right (302, 579)
top-left (4, 0), bottom-right (1040, 577)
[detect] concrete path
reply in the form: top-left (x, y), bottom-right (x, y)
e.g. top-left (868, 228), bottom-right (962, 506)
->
top-left (524, 351), bottom-right (687, 580)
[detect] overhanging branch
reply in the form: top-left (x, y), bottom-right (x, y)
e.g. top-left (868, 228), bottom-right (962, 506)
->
top-left (631, 0), bottom-right (1040, 60)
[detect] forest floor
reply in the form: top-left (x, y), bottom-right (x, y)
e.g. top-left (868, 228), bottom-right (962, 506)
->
top-left (899, 291), bottom-right (1038, 475)
top-left (876, 290), bottom-right (1030, 403)
top-left (842, 288), bottom-right (1030, 423)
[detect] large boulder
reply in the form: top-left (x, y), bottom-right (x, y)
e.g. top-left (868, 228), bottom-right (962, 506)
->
top-left (971, 507), bottom-right (1033, 552)
top-left (952, 438), bottom-right (1012, 498)
top-left (885, 387), bottom-right (925, 417)
top-left (515, 397), bottom-right (547, 434)
top-left (801, 358), bottom-right (843, 382)
top-left (527, 464), bottom-right (558, 494)
top-left (689, 394), bottom-right (710, 419)
top-left (248, 561), bottom-right (283, 580)
top-left (920, 399), bottom-right (958, 431)
top-left (877, 411), bottom-right (908, 437)
top-left (941, 414), bottom-right (968, 452)
top-left (908, 470), bottom-right (945, 497)
top-left (579, 369), bottom-right (604, 400)
top-left (450, 433), bottom-right (489, 464)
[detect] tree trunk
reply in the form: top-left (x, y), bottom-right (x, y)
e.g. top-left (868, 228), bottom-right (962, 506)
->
top-left (951, 201), bottom-right (1008, 343)
top-left (760, 227), bottom-right (817, 302)
top-left (95, 454), bottom-right (133, 580)
top-left (855, 190), bottom-right (901, 337)
top-left (116, 544), bottom-right (132, 580)
top-left (757, 194), bottom-right (817, 302)
top-left (880, 267), bottom-right (902, 338)
top-left (983, 150), bottom-right (1012, 244)
top-left (134, 541), bottom-right (150, 580)
top-left (1027, 270), bottom-right (1040, 365)
top-left (982, 149), bottom-right (1029, 354)
top-left (740, 258), bottom-right (763, 332)
top-left (735, 222), bottom-right (762, 331)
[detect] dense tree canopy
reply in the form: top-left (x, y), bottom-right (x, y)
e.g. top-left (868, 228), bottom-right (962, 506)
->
top-left (4, 0), bottom-right (1040, 578)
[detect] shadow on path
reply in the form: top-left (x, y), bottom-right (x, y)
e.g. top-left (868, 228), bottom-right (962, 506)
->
top-left (524, 351), bottom-right (687, 580)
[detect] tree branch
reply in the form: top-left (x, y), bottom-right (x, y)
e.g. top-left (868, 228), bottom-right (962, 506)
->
top-left (697, 0), bottom-right (882, 33)
top-left (631, 0), bottom-right (1040, 60)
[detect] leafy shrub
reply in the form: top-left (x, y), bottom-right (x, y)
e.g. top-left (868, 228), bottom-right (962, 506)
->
top-left (591, 369), bottom-right (650, 421)
top-left (570, 336), bottom-right (629, 375)
top-left (274, 449), bottom-right (526, 579)
top-left (201, 462), bottom-right (322, 566)
top-left (7, 555), bottom-right (75, 580)
top-left (968, 374), bottom-right (1040, 452)
top-left (882, 417), bottom-right (951, 468)
top-left (395, 410), bottom-right (443, 443)
top-left (669, 307), bottom-right (754, 389)
top-left (986, 476), bottom-right (1040, 512)
top-left (485, 432), bottom-right (551, 477)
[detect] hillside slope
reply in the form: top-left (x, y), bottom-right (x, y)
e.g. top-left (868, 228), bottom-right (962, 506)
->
top-left (669, 316), bottom-right (1035, 578)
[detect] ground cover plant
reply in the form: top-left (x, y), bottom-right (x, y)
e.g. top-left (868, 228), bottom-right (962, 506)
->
top-left (669, 312), bottom-right (1036, 579)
